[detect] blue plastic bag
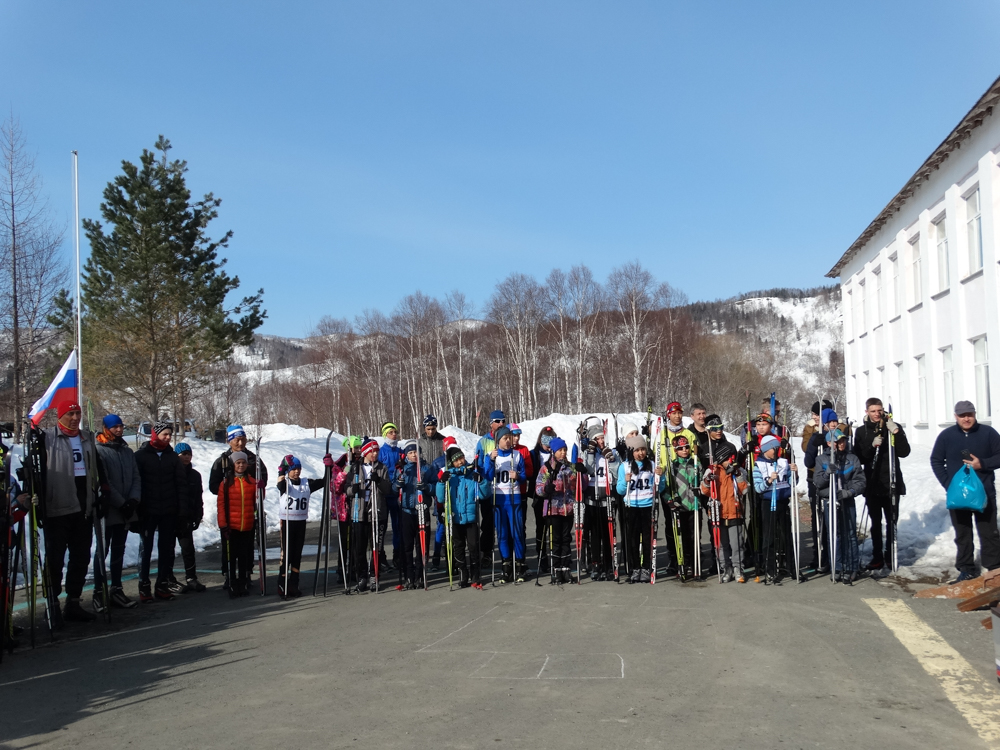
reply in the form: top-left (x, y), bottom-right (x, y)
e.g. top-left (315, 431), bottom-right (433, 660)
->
top-left (946, 465), bottom-right (987, 512)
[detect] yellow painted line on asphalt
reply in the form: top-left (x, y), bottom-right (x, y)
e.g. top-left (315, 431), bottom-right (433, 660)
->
top-left (864, 598), bottom-right (1000, 748)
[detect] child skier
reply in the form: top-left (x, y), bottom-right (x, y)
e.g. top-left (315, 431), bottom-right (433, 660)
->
top-left (530, 426), bottom-right (556, 570)
top-left (666, 435), bottom-right (700, 580)
top-left (276, 454), bottom-right (325, 598)
top-left (700, 442), bottom-right (749, 582)
top-left (484, 426), bottom-right (528, 583)
top-left (814, 429), bottom-right (867, 584)
top-left (393, 441), bottom-right (431, 589)
top-left (345, 438), bottom-right (393, 592)
top-left (217, 451), bottom-right (257, 598)
top-left (616, 435), bottom-right (665, 583)
top-left (752, 436), bottom-right (798, 584)
top-left (326, 436), bottom-right (360, 586)
top-left (436, 445), bottom-right (484, 588)
top-left (583, 424), bottom-right (620, 580)
top-left (536, 437), bottom-right (587, 584)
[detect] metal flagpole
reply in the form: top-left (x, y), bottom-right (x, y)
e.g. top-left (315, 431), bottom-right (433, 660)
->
top-left (72, 151), bottom-right (82, 403)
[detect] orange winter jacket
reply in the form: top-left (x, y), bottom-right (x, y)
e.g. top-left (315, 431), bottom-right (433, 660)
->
top-left (217, 475), bottom-right (257, 532)
top-left (700, 465), bottom-right (748, 522)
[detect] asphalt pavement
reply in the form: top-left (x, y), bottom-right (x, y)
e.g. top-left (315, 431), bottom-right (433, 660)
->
top-left (1, 523), bottom-right (998, 750)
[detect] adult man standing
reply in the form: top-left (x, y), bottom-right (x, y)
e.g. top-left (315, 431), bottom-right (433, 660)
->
top-left (209, 425), bottom-right (268, 586)
top-left (134, 421), bottom-right (188, 602)
top-left (40, 403), bottom-right (106, 623)
top-left (377, 421), bottom-right (403, 570)
top-left (94, 414), bottom-right (142, 609)
top-left (417, 415), bottom-right (446, 569)
top-left (476, 410), bottom-right (506, 567)
top-left (853, 398), bottom-right (910, 573)
top-left (689, 403), bottom-right (710, 457)
top-left (930, 400), bottom-right (1000, 583)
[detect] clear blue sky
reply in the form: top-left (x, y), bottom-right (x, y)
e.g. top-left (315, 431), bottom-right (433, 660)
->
top-left (3, 1), bottom-right (999, 336)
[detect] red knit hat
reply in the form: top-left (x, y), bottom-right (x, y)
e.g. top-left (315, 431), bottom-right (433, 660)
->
top-left (666, 401), bottom-right (682, 414)
top-left (361, 439), bottom-right (379, 457)
top-left (58, 402), bottom-right (82, 418)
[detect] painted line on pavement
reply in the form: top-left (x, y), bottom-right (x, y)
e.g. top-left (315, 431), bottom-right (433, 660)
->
top-left (76, 618), bottom-right (194, 642)
top-left (0, 668), bottom-right (77, 688)
top-left (864, 598), bottom-right (1000, 747)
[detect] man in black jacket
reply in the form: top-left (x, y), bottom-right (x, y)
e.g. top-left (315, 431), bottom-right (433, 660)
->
top-left (853, 398), bottom-right (910, 573)
top-left (134, 421), bottom-right (188, 602)
top-left (930, 400), bottom-right (1000, 583)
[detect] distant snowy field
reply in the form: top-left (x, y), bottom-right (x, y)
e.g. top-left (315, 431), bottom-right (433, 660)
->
top-left (43, 414), bottom-right (968, 582)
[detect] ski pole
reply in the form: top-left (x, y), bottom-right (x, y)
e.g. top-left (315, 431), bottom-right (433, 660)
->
top-left (445, 479), bottom-right (454, 591)
top-left (416, 443), bottom-right (428, 592)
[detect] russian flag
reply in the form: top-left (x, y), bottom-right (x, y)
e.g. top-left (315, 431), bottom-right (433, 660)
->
top-left (28, 350), bottom-right (79, 426)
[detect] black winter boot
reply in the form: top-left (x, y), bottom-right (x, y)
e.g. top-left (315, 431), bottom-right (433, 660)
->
top-left (501, 559), bottom-right (513, 584)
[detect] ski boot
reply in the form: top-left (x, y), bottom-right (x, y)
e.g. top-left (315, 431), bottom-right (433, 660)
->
top-left (515, 559), bottom-right (526, 584)
top-left (629, 569), bottom-right (640, 584)
top-left (186, 577), bottom-right (207, 593)
top-left (64, 598), bottom-right (97, 623)
top-left (110, 586), bottom-right (137, 609)
top-left (500, 559), bottom-right (513, 584)
top-left (155, 582), bottom-right (176, 601)
top-left (639, 568), bottom-right (651, 584)
top-left (138, 581), bottom-right (154, 603)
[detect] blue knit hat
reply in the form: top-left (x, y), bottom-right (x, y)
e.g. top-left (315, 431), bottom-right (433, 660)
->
top-left (175, 442), bottom-right (192, 455)
top-left (759, 436), bottom-right (781, 455)
top-left (489, 409), bottom-right (506, 422)
top-left (227, 425), bottom-right (246, 441)
top-left (549, 437), bottom-right (567, 453)
top-left (821, 409), bottom-right (838, 425)
top-left (494, 426), bottom-right (512, 445)
top-left (103, 414), bottom-right (123, 429)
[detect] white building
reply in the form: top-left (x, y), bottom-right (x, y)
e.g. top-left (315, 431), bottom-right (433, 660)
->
top-left (828, 76), bottom-right (1000, 445)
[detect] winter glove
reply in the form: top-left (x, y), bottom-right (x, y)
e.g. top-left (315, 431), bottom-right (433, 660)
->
top-left (887, 419), bottom-right (898, 434)
top-left (836, 488), bottom-right (852, 501)
top-left (323, 453), bottom-right (335, 467)
top-left (350, 482), bottom-right (363, 498)
top-left (702, 469), bottom-right (714, 483)
top-left (219, 527), bottom-right (230, 541)
top-left (438, 468), bottom-right (449, 482)
top-left (543, 478), bottom-right (556, 499)
top-left (641, 423), bottom-right (650, 437)
top-left (601, 446), bottom-right (615, 461)
top-left (586, 441), bottom-right (597, 454)
top-left (436, 501), bottom-right (444, 515)
top-left (872, 435), bottom-right (883, 448)
top-left (576, 422), bottom-right (588, 438)
top-left (190, 519), bottom-right (201, 531)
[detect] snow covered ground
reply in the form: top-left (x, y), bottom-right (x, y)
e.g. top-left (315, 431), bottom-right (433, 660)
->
top-left (13, 414), bottom-right (970, 582)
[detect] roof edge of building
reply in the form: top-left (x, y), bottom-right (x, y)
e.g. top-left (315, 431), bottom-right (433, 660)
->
top-left (827, 73), bottom-right (1000, 280)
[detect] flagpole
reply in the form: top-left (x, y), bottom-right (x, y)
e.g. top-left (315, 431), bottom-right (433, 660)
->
top-left (72, 150), bottom-right (82, 406)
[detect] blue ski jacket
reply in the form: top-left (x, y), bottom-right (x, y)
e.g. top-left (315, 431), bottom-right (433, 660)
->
top-left (436, 465), bottom-right (483, 525)
top-left (394, 459), bottom-right (430, 514)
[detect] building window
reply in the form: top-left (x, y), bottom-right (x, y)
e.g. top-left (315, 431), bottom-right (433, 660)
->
top-left (941, 346), bottom-right (954, 421)
top-left (858, 279), bottom-right (866, 333)
top-left (894, 361), bottom-right (905, 416)
top-left (890, 254), bottom-right (900, 317)
top-left (973, 336), bottom-right (991, 417)
top-left (916, 354), bottom-right (927, 423)
top-left (935, 217), bottom-right (949, 291)
top-left (910, 240), bottom-right (922, 304)
top-left (966, 188), bottom-right (983, 274)
top-left (873, 267), bottom-right (883, 326)
top-left (876, 366), bottom-right (885, 402)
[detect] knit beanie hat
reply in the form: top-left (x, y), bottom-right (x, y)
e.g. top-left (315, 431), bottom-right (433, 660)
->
top-left (549, 437), bottom-right (567, 453)
top-left (230, 451), bottom-right (248, 463)
top-left (625, 435), bottom-right (647, 450)
top-left (759, 436), bottom-right (781, 455)
top-left (381, 422), bottom-right (398, 437)
top-left (278, 454), bottom-right (301, 476)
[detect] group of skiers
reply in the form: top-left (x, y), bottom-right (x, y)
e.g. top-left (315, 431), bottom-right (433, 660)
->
top-left (5, 393), bottom-right (1000, 653)
top-left (273, 398), bottom-right (924, 593)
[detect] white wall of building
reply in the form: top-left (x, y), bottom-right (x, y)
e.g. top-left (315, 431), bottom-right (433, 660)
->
top-left (839, 112), bottom-right (1000, 445)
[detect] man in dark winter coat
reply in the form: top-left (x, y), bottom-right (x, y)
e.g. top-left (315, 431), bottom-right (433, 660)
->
top-left (40, 402), bottom-right (108, 624)
top-left (853, 398), bottom-right (910, 573)
top-left (930, 400), bottom-right (1000, 583)
top-left (209, 425), bottom-right (268, 584)
top-left (94, 414), bottom-right (142, 610)
top-left (134, 421), bottom-right (188, 602)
